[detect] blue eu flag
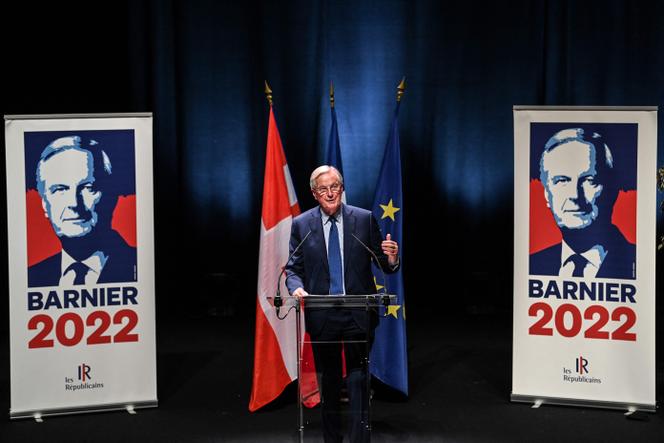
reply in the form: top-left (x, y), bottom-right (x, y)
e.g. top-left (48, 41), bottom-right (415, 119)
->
top-left (326, 105), bottom-right (343, 173)
top-left (370, 100), bottom-right (408, 395)
top-left (325, 100), bottom-right (347, 203)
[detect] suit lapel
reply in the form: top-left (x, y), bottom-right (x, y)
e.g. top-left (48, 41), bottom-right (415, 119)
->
top-left (308, 208), bottom-right (328, 270)
top-left (343, 204), bottom-right (355, 273)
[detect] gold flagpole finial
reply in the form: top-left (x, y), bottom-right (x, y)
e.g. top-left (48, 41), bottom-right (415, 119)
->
top-left (264, 81), bottom-right (273, 106)
top-left (396, 77), bottom-right (406, 102)
top-left (329, 81), bottom-right (335, 108)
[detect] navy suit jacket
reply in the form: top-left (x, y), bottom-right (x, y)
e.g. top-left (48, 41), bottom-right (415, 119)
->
top-left (28, 232), bottom-right (137, 287)
top-left (285, 204), bottom-right (399, 337)
top-left (529, 226), bottom-right (636, 280)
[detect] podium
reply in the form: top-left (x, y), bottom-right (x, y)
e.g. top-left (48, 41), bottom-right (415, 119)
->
top-left (273, 294), bottom-right (395, 442)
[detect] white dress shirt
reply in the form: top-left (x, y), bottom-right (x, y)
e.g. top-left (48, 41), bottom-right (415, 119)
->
top-left (559, 241), bottom-right (607, 278)
top-left (60, 250), bottom-right (108, 286)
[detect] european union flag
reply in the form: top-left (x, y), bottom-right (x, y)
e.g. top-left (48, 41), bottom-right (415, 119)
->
top-left (326, 105), bottom-right (343, 173)
top-left (325, 95), bottom-right (347, 203)
top-left (370, 99), bottom-right (408, 395)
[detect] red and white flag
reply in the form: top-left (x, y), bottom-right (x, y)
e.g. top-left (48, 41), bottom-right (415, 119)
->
top-left (249, 106), bottom-right (318, 411)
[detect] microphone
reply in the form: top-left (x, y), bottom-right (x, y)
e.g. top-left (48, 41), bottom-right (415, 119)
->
top-left (275, 230), bottom-right (312, 316)
top-left (351, 233), bottom-right (391, 307)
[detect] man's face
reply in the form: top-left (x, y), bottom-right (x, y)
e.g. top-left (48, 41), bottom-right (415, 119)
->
top-left (312, 171), bottom-right (343, 216)
top-left (542, 141), bottom-right (604, 230)
top-left (39, 148), bottom-right (102, 238)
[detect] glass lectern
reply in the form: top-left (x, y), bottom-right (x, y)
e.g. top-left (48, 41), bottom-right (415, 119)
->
top-left (272, 294), bottom-right (395, 442)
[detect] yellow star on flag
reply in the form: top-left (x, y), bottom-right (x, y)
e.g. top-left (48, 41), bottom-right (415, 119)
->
top-left (385, 304), bottom-right (401, 319)
top-left (373, 276), bottom-right (384, 292)
top-left (379, 199), bottom-right (400, 221)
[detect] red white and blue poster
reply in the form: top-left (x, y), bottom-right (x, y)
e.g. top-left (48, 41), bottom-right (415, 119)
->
top-left (5, 114), bottom-right (157, 418)
top-left (512, 107), bottom-right (657, 411)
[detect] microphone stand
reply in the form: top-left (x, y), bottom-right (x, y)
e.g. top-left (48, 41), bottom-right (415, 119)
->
top-left (351, 233), bottom-right (392, 307)
top-left (275, 230), bottom-right (312, 318)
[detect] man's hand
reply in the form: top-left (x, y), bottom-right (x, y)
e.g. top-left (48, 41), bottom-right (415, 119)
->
top-left (381, 233), bottom-right (399, 266)
top-left (293, 287), bottom-right (309, 298)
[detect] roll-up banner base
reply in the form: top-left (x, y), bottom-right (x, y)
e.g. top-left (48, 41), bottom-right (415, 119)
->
top-left (10, 400), bottom-right (158, 420)
top-left (511, 394), bottom-right (655, 413)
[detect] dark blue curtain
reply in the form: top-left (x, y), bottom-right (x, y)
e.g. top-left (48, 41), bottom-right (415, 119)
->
top-left (2, 0), bottom-right (664, 320)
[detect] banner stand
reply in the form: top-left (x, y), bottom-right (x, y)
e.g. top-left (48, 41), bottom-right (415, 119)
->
top-left (5, 113), bottom-right (158, 420)
top-left (511, 106), bottom-right (657, 414)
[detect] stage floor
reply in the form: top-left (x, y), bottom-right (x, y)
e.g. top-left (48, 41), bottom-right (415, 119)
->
top-left (1, 310), bottom-right (662, 442)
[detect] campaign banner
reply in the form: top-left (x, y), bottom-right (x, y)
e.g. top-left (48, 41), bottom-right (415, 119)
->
top-left (512, 107), bottom-right (657, 411)
top-left (4, 114), bottom-right (157, 418)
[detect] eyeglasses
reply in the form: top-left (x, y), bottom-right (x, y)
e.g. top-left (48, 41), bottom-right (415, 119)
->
top-left (314, 183), bottom-right (342, 196)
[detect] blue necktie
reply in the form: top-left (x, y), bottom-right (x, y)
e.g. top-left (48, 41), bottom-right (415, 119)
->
top-left (328, 216), bottom-right (343, 295)
top-left (67, 262), bottom-right (89, 285)
top-left (567, 254), bottom-right (588, 277)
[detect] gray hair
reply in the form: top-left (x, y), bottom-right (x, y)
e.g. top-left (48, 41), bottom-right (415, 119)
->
top-left (309, 165), bottom-right (344, 190)
top-left (36, 135), bottom-right (112, 197)
top-left (540, 127), bottom-right (614, 185)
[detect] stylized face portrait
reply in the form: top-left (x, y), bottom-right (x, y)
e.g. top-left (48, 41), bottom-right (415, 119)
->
top-left (312, 170), bottom-right (344, 216)
top-left (541, 138), bottom-right (604, 230)
top-left (38, 147), bottom-right (102, 238)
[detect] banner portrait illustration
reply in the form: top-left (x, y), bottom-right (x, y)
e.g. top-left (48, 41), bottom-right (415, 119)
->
top-left (24, 130), bottom-right (137, 288)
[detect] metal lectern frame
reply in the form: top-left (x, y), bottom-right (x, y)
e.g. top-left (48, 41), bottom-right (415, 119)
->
top-left (274, 294), bottom-right (395, 442)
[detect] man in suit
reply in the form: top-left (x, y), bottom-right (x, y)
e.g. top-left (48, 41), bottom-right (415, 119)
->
top-left (530, 127), bottom-right (635, 279)
top-left (286, 165), bottom-right (399, 443)
top-left (28, 135), bottom-right (136, 287)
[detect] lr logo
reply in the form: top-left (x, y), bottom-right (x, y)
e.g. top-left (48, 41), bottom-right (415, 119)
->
top-left (78, 363), bottom-right (92, 382)
top-left (576, 356), bottom-right (589, 374)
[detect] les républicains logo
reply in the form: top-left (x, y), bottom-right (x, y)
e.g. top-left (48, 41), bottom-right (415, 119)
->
top-left (562, 356), bottom-right (602, 384)
top-left (64, 363), bottom-right (104, 391)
